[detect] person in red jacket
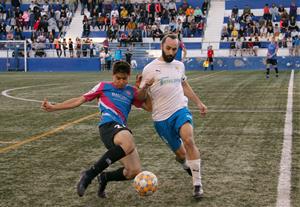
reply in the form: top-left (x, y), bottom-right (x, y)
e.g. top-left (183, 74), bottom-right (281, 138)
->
top-left (206, 45), bottom-right (214, 70)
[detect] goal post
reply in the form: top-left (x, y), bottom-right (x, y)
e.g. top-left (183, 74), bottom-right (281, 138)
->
top-left (0, 40), bottom-right (28, 72)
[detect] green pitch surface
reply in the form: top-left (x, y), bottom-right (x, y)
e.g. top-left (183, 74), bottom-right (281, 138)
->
top-left (0, 70), bottom-right (299, 207)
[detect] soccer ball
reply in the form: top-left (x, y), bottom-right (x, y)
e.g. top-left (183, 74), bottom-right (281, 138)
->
top-left (133, 171), bottom-right (158, 196)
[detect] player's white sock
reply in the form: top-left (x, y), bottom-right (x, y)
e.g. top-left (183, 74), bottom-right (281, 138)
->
top-left (187, 159), bottom-right (202, 186)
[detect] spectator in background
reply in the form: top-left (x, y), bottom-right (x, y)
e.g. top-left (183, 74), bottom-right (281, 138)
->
top-left (105, 49), bottom-right (112, 70)
top-left (221, 26), bottom-right (229, 41)
top-left (194, 6), bottom-right (204, 23)
top-left (152, 25), bottom-right (163, 41)
top-left (62, 38), bottom-right (68, 57)
top-left (82, 39), bottom-right (88, 57)
top-left (22, 10), bottom-right (30, 30)
top-left (83, 21), bottom-right (90, 37)
top-left (269, 4), bottom-right (279, 21)
top-left (229, 38), bottom-right (236, 56)
top-left (119, 31), bottom-right (128, 47)
top-left (289, 1), bottom-right (297, 19)
top-left (125, 48), bottom-right (133, 65)
top-left (167, 0), bottom-right (177, 17)
top-left (102, 37), bottom-right (109, 53)
top-left (278, 4), bottom-right (285, 16)
top-left (287, 37), bottom-right (293, 56)
top-left (243, 4), bottom-right (251, 16)
top-left (89, 39), bottom-right (94, 57)
top-left (207, 45), bottom-right (214, 70)
top-left (201, 0), bottom-right (209, 15)
top-left (253, 36), bottom-right (261, 56)
top-left (68, 38), bottom-right (74, 58)
top-left (54, 38), bottom-right (62, 57)
top-left (235, 37), bottom-right (242, 56)
top-left (231, 5), bottom-right (238, 19)
top-left (114, 45), bottom-right (122, 61)
top-left (263, 4), bottom-right (271, 21)
top-left (75, 37), bottom-right (81, 58)
top-left (99, 48), bottom-right (106, 70)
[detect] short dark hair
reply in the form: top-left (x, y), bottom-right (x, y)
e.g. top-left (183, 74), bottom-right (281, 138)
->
top-left (112, 61), bottom-right (131, 75)
top-left (161, 33), bottom-right (178, 45)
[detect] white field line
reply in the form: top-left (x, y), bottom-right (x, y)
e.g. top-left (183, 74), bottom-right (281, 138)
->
top-left (1, 71), bottom-right (225, 108)
top-left (276, 70), bottom-right (294, 207)
top-left (0, 141), bottom-right (20, 144)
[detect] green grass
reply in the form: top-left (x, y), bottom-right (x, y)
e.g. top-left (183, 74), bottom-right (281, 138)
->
top-left (0, 70), bottom-right (299, 207)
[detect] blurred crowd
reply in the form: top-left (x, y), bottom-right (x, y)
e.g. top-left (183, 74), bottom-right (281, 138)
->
top-left (221, 1), bottom-right (300, 56)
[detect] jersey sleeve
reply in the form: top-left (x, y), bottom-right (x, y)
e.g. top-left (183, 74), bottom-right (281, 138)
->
top-left (180, 62), bottom-right (187, 81)
top-left (83, 82), bottom-right (103, 101)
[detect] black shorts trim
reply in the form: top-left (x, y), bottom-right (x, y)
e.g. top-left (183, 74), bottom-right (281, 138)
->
top-left (267, 59), bottom-right (277, 65)
top-left (99, 121), bottom-right (131, 149)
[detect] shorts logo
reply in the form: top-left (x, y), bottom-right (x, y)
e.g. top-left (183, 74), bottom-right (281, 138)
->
top-left (114, 124), bottom-right (123, 129)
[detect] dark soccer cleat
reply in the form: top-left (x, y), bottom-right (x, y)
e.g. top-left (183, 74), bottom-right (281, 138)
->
top-left (97, 172), bottom-right (108, 198)
top-left (77, 171), bottom-right (92, 197)
top-left (193, 185), bottom-right (204, 200)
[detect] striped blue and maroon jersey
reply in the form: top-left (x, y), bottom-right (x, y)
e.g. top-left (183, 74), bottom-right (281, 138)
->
top-left (83, 82), bottom-right (143, 126)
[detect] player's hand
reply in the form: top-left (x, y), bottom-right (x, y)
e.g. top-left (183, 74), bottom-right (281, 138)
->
top-left (41, 98), bottom-right (55, 112)
top-left (135, 73), bottom-right (142, 88)
top-left (197, 102), bottom-right (207, 117)
top-left (143, 78), bottom-right (154, 89)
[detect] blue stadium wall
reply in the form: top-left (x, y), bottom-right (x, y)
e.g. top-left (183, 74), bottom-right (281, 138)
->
top-left (0, 57), bottom-right (299, 72)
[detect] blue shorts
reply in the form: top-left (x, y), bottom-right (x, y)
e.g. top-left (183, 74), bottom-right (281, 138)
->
top-left (154, 107), bottom-right (193, 152)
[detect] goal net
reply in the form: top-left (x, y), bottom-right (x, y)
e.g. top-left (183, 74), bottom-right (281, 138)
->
top-left (0, 40), bottom-right (28, 72)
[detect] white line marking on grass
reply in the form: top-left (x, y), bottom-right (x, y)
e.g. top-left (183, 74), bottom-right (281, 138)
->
top-left (276, 70), bottom-right (294, 207)
top-left (0, 141), bottom-right (19, 144)
top-left (1, 71), bottom-right (224, 107)
top-left (1, 84), bottom-right (96, 108)
top-left (0, 113), bottom-right (98, 154)
top-left (190, 109), bottom-right (290, 113)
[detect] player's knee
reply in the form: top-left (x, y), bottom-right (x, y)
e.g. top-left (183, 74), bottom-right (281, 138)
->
top-left (182, 137), bottom-right (196, 149)
top-left (122, 143), bottom-right (135, 155)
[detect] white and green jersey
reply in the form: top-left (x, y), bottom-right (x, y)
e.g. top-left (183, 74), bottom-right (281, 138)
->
top-left (141, 59), bottom-right (188, 121)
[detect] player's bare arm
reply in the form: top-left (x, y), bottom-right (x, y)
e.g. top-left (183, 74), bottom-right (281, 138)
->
top-left (41, 96), bottom-right (87, 112)
top-left (182, 80), bottom-right (207, 117)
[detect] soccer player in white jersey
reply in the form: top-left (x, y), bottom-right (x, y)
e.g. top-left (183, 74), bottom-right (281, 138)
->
top-left (139, 34), bottom-right (207, 199)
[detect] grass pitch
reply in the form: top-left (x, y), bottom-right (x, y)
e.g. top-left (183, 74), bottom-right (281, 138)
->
top-left (0, 70), bottom-right (299, 207)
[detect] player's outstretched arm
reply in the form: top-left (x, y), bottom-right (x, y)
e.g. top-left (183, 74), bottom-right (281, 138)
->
top-left (136, 76), bottom-right (154, 101)
top-left (41, 96), bottom-right (87, 112)
top-left (182, 80), bottom-right (207, 117)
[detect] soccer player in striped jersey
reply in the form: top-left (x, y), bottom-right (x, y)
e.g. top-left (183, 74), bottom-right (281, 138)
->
top-left (41, 61), bottom-right (152, 198)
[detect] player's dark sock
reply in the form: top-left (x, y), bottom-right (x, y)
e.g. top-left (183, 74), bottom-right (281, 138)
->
top-left (106, 167), bottom-right (127, 181)
top-left (86, 145), bottom-right (126, 179)
top-left (266, 68), bottom-right (270, 78)
top-left (210, 64), bottom-right (214, 70)
top-left (97, 168), bottom-right (127, 198)
top-left (275, 68), bottom-right (279, 77)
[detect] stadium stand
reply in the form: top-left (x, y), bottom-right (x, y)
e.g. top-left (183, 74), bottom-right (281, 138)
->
top-left (0, 0), bottom-right (299, 72)
top-left (220, 0), bottom-right (300, 57)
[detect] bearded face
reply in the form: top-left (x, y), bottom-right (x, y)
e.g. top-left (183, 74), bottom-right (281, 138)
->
top-left (162, 49), bottom-right (176, 63)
